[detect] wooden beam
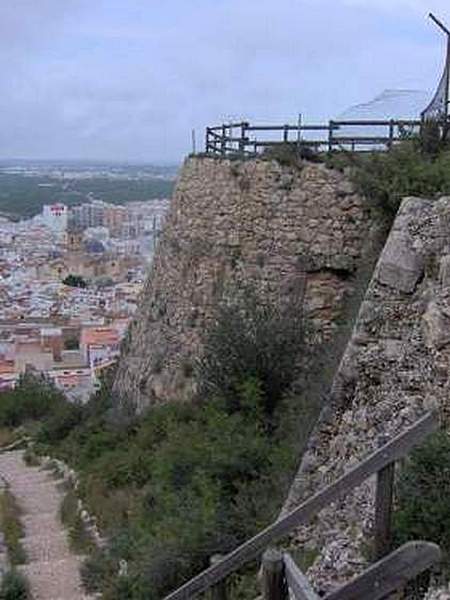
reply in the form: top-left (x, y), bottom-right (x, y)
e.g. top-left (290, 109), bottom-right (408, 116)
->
top-left (247, 124), bottom-right (333, 132)
top-left (374, 458), bottom-right (395, 559)
top-left (283, 553), bottom-right (319, 600)
top-left (209, 556), bottom-right (228, 600)
top-left (163, 412), bottom-right (438, 600)
top-left (324, 541), bottom-right (441, 600)
top-left (261, 549), bottom-right (288, 600)
top-left (333, 119), bottom-right (420, 127)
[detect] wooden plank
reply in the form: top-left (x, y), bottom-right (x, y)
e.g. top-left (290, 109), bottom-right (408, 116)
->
top-left (374, 459), bottom-right (395, 559)
top-left (209, 555), bottom-right (228, 600)
top-left (253, 140), bottom-right (326, 147)
top-left (283, 553), bottom-right (319, 600)
top-left (248, 124), bottom-right (333, 132)
top-left (261, 549), bottom-right (288, 600)
top-left (325, 541), bottom-right (441, 600)
top-left (334, 119), bottom-right (420, 126)
top-left (333, 137), bottom-right (392, 144)
top-left (163, 412), bottom-right (438, 600)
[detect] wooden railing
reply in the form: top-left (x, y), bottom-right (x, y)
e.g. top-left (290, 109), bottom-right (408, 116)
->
top-left (165, 411), bottom-right (440, 599)
top-left (261, 541), bottom-right (442, 600)
top-left (205, 119), bottom-right (422, 155)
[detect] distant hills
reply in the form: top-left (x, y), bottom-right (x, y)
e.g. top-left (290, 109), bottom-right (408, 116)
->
top-left (0, 162), bottom-right (178, 219)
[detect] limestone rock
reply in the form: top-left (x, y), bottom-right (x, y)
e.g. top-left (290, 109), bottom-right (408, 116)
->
top-left (440, 255), bottom-right (450, 288)
top-left (377, 230), bottom-right (424, 293)
top-left (422, 301), bottom-right (450, 350)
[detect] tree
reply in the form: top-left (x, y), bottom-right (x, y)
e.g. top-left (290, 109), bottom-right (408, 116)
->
top-left (63, 274), bottom-right (88, 288)
top-left (195, 277), bottom-right (305, 417)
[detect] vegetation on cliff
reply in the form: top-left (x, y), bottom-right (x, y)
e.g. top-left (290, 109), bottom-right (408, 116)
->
top-left (328, 125), bottom-right (450, 217)
top-left (394, 431), bottom-right (450, 594)
top-left (6, 285), bottom-right (311, 599)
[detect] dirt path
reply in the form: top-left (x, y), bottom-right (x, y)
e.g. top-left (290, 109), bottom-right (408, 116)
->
top-left (0, 450), bottom-right (94, 600)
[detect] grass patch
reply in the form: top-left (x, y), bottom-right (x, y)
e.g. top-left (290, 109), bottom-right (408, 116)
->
top-left (0, 429), bottom-right (17, 449)
top-left (60, 488), bottom-right (95, 555)
top-left (0, 491), bottom-right (26, 565)
top-left (0, 570), bottom-right (30, 600)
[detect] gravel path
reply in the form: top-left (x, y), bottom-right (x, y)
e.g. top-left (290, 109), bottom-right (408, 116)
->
top-left (0, 450), bottom-right (93, 600)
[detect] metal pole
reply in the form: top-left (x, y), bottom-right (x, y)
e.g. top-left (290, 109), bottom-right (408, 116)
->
top-left (429, 13), bottom-right (450, 120)
top-left (446, 36), bottom-right (450, 121)
top-left (191, 129), bottom-right (196, 155)
top-left (429, 12), bottom-right (450, 36)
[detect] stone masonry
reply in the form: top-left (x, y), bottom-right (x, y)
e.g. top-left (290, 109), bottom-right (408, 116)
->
top-left (283, 196), bottom-right (450, 597)
top-left (113, 156), bottom-right (378, 410)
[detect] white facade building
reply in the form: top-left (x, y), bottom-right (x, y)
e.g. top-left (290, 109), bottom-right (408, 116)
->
top-left (42, 204), bottom-right (68, 232)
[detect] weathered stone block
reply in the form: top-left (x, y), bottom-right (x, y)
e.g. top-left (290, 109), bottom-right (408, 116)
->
top-left (422, 301), bottom-right (450, 350)
top-left (377, 231), bottom-right (424, 293)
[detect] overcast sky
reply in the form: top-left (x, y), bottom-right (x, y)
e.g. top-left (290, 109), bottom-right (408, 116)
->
top-left (1, 0), bottom-right (450, 163)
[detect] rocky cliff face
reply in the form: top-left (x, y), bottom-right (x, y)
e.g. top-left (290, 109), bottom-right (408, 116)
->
top-left (113, 156), bottom-right (377, 410)
top-left (283, 196), bottom-right (450, 596)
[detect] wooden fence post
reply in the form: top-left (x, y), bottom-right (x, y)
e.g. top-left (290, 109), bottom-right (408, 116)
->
top-left (221, 125), bottom-right (227, 156)
top-left (209, 555), bottom-right (228, 600)
top-left (261, 548), bottom-right (288, 600)
top-left (374, 436), bottom-right (395, 560)
top-left (239, 122), bottom-right (248, 155)
top-left (328, 120), bottom-right (334, 153)
top-left (388, 119), bottom-right (395, 150)
top-left (205, 127), bottom-right (211, 154)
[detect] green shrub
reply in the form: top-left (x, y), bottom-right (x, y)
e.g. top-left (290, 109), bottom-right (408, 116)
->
top-left (0, 373), bottom-right (65, 429)
top-left (60, 489), bottom-right (95, 555)
top-left (394, 431), bottom-right (450, 560)
top-left (394, 431), bottom-right (450, 595)
top-left (262, 142), bottom-right (321, 166)
top-left (62, 274), bottom-right (87, 288)
top-left (37, 401), bottom-right (83, 445)
top-left (195, 282), bottom-right (305, 418)
top-left (350, 139), bottom-right (450, 216)
top-left (0, 491), bottom-right (26, 565)
top-left (0, 570), bottom-right (30, 600)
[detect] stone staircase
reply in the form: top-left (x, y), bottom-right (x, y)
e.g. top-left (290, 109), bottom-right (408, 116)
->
top-left (0, 450), bottom-right (94, 600)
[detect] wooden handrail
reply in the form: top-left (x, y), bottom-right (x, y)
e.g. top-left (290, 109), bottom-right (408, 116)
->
top-left (324, 541), bottom-right (441, 600)
top-left (164, 412), bottom-right (438, 599)
top-left (333, 119), bottom-right (421, 126)
top-left (279, 542), bottom-right (441, 600)
top-left (204, 117), bottom-right (426, 155)
top-left (283, 553), bottom-right (319, 600)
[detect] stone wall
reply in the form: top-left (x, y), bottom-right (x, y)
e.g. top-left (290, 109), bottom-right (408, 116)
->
top-left (113, 156), bottom-right (377, 410)
top-left (283, 196), bottom-right (450, 597)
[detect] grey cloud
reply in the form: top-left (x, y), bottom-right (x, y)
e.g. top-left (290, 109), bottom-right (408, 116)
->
top-left (1, 0), bottom-right (449, 162)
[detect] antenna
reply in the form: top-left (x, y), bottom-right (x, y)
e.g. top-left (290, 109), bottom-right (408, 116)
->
top-left (425, 13), bottom-right (450, 121)
top-left (429, 12), bottom-right (450, 37)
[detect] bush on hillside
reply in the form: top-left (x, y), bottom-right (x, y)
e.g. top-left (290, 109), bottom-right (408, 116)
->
top-left (62, 274), bottom-right (87, 288)
top-left (0, 571), bottom-right (30, 600)
top-left (394, 431), bottom-right (450, 561)
top-left (394, 431), bottom-right (450, 595)
top-left (32, 375), bottom-right (307, 599)
top-left (0, 491), bottom-right (26, 565)
top-left (37, 401), bottom-right (83, 445)
top-left (0, 373), bottom-right (65, 428)
top-left (262, 141), bottom-right (322, 166)
top-left (195, 280), bottom-right (305, 418)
